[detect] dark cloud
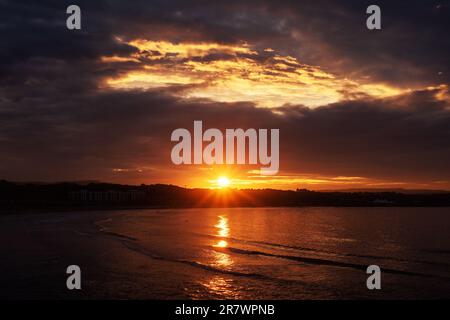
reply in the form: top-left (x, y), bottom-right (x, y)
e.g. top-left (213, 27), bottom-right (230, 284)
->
top-left (1, 83), bottom-right (449, 185)
top-left (3, 0), bottom-right (449, 87)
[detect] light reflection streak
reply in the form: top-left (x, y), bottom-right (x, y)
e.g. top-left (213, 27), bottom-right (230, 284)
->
top-left (212, 215), bottom-right (233, 266)
top-left (213, 215), bottom-right (230, 248)
top-left (203, 214), bottom-right (238, 297)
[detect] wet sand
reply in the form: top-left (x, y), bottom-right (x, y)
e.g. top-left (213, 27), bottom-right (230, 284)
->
top-left (0, 211), bottom-right (176, 299)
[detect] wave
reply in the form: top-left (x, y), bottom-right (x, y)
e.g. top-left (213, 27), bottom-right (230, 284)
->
top-left (120, 240), bottom-right (344, 293)
top-left (93, 218), bottom-right (138, 241)
top-left (94, 219), bottom-right (449, 281)
top-left (94, 225), bottom-right (343, 293)
top-left (93, 220), bottom-right (277, 281)
top-left (201, 233), bottom-right (450, 268)
top-left (221, 246), bottom-right (449, 279)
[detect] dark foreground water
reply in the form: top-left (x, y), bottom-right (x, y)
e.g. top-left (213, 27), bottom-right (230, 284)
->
top-left (1, 207), bottom-right (450, 299)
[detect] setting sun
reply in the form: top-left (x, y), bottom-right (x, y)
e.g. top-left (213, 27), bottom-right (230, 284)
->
top-left (217, 176), bottom-right (231, 188)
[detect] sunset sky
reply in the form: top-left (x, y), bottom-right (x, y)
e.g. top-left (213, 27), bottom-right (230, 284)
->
top-left (1, 0), bottom-right (450, 190)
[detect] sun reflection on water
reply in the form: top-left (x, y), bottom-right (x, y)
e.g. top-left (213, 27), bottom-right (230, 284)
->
top-left (203, 214), bottom-right (239, 297)
top-left (214, 240), bottom-right (228, 248)
top-left (213, 215), bottom-right (230, 248)
top-left (211, 215), bottom-right (233, 267)
top-left (201, 276), bottom-right (241, 299)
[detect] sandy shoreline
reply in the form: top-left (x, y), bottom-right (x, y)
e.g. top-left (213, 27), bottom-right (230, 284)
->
top-left (0, 211), bottom-right (181, 299)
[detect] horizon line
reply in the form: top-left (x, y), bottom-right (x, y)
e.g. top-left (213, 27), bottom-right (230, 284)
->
top-left (2, 179), bottom-right (450, 194)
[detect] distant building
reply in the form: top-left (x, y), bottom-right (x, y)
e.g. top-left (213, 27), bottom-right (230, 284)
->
top-left (373, 199), bottom-right (395, 204)
top-left (69, 190), bottom-right (145, 202)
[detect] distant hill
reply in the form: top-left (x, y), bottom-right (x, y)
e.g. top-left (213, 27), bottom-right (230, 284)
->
top-left (321, 188), bottom-right (450, 194)
top-left (1, 180), bottom-right (450, 211)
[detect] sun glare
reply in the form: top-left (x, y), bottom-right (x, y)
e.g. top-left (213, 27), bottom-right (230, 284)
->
top-left (217, 176), bottom-right (231, 188)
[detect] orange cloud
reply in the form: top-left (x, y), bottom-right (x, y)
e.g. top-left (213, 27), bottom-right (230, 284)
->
top-left (102, 39), bottom-right (408, 108)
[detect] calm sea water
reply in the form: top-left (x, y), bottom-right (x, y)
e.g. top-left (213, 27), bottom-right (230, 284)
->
top-left (96, 207), bottom-right (450, 299)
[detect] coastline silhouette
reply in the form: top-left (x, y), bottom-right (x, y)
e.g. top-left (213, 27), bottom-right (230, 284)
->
top-left (1, 180), bottom-right (450, 212)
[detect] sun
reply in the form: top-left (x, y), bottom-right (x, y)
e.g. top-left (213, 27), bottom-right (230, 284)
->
top-left (217, 176), bottom-right (231, 188)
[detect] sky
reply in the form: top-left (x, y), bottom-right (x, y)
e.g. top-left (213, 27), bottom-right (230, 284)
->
top-left (1, 0), bottom-right (450, 190)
